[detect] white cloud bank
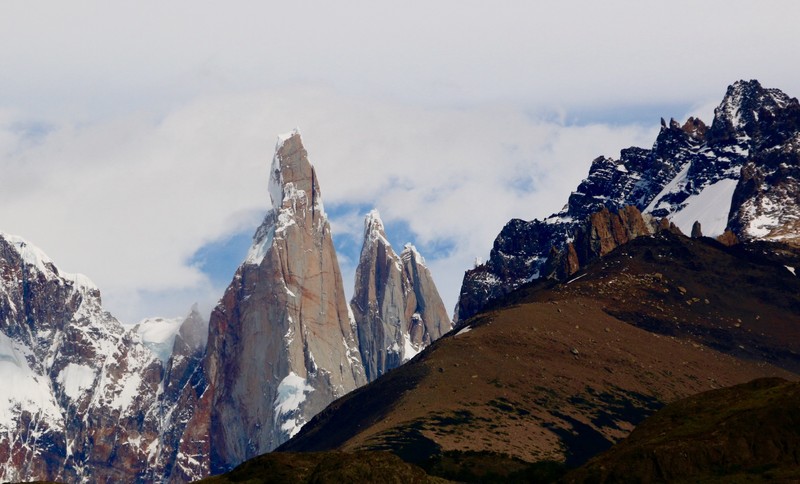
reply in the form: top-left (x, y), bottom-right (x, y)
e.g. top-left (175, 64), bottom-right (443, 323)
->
top-left (0, 88), bottom-right (657, 321)
top-left (1, 1), bottom-right (799, 321)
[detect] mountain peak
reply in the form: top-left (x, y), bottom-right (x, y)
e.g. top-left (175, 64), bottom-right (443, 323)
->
top-left (351, 224), bottom-right (451, 381)
top-left (248, 131), bottom-right (327, 265)
top-left (0, 232), bottom-right (98, 296)
top-left (364, 209), bottom-right (387, 238)
top-left (710, 79), bottom-right (797, 141)
top-left (205, 130), bottom-right (365, 471)
top-left (401, 243), bottom-right (425, 266)
top-left (268, 129), bottom-right (320, 211)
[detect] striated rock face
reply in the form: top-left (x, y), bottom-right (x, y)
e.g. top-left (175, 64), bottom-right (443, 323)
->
top-left (203, 130), bottom-right (366, 474)
top-left (457, 80), bottom-right (800, 321)
top-left (545, 206), bottom-right (655, 280)
top-left (350, 210), bottom-right (451, 382)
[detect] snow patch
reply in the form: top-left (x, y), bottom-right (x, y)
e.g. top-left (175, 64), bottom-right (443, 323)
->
top-left (246, 214), bottom-right (276, 266)
top-left (744, 195), bottom-right (782, 238)
top-left (57, 363), bottom-right (96, 400)
top-left (273, 371), bottom-right (314, 438)
top-left (108, 372), bottom-right (142, 411)
top-left (134, 317), bottom-right (183, 363)
top-left (644, 161), bottom-right (692, 213)
top-left (668, 178), bottom-right (739, 237)
top-left (402, 331), bottom-right (421, 362)
top-left (365, 209), bottom-right (385, 235)
top-left (0, 332), bottom-right (63, 429)
top-left (747, 214), bottom-right (778, 237)
top-left (545, 214), bottom-right (574, 225)
top-left (401, 243), bottom-right (425, 267)
top-left (786, 266), bottom-right (797, 276)
top-left (455, 326), bottom-right (472, 336)
top-left (363, 209), bottom-right (392, 250)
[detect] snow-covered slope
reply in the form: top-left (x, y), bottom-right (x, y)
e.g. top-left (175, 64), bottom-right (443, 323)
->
top-left (457, 80), bottom-right (800, 321)
top-left (0, 233), bottom-right (161, 482)
top-left (0, 233), bottom-right (208, 483)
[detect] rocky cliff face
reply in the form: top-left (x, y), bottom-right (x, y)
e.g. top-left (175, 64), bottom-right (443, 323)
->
top-left (202, 130), bottom-right (366, 474)
top-left (0, 233), bottom-right (172, 483)
top-left (351, 210), bottom-right (451, 382)
top-left (544, 206), bottom-right (657, 280)
top-left (457, 80), bottom-right (800, 321)
top-left (147, 306), bottom-right (209, 483)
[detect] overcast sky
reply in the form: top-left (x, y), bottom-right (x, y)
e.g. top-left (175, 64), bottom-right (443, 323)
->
top-left (2, 1), bottom-right (799, 323)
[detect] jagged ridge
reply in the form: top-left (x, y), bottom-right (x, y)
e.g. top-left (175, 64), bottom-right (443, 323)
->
top-left (351, 209), bottom-right (451, 382)
top-left (0, 232), bottom-right (207, 483)
top-left (457, 79), bottom-right (800, 321)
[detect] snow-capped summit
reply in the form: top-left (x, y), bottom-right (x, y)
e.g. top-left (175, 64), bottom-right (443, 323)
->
top-left (363, 209), bottom-right (392, 249)
top-left (351, 211), bottom-right (451, 382)
top-left (401, 242), bottom-right (426, 267)
top-left (457, 80), bottom-right (800, 321)
top-left (1, 232), bottom-right (99, 295)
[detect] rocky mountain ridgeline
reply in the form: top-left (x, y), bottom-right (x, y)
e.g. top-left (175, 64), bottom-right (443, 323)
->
top-left (278, 228), bottom-right (800, 481)
top-left (456, 79), bottom-right (800, 321)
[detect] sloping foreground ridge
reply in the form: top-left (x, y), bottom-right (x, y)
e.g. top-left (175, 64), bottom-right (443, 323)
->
top-left (565, 377), bottom-right (800, 483)
top-left (278, 227), bottom-right (800, 480)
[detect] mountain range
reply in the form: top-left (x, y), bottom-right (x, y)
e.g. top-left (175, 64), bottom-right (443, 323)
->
top-left (1, 79), bottom-right (799, 483)
top-left (0, 131), bottom-right (450, 482)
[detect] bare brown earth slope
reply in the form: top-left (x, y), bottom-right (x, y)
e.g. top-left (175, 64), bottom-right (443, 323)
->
top-left (565, 377), bottom-right (800, 483)
top-left (277, 232), bottom-right (799, 479)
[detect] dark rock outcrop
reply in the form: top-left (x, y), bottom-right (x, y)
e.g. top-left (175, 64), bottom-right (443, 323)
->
top-left (691, 220), bottom-right (703, 238)
top-left (545, 206), bottom-right (655, 279)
